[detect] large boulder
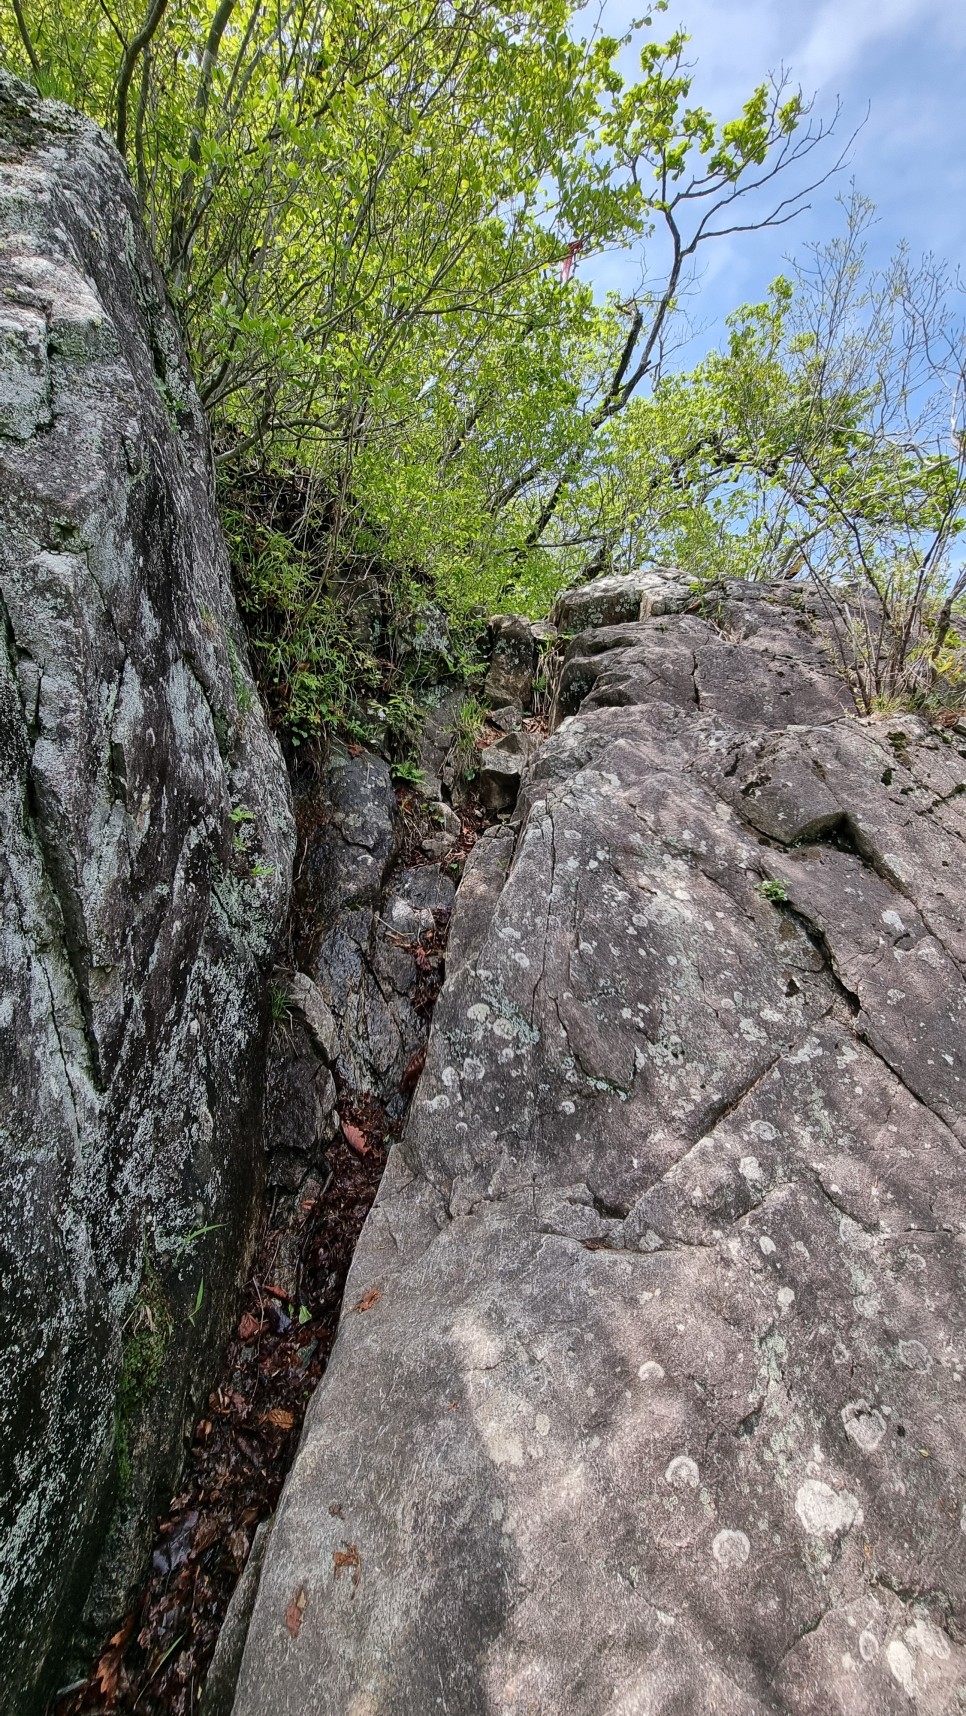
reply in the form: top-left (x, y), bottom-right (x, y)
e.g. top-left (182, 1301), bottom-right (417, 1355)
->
top-left (483, 614), bottom-right (540, 709)
top-left (552, 563), bottom-right (690, 633)
top-left (234, 577), bottom-right (966, 1715)
top-left (0, 76), bottom-right (293, 1707)
top-left (293, 746), bottom-right (453, 1119)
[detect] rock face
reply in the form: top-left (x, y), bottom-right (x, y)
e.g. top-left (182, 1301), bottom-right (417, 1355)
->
top-left (483, 613), bottom-right (540, 709)
top-left (292, 746), bottom-right (454, 1123)
top-left (234, 571), bottom-right (966, 1716)
top-left (552, 562), bottom-right (690, 633)
top-left (477, 729), bottom-right (539, 815)
top-left (0, 76), bottom-right (292, 1708)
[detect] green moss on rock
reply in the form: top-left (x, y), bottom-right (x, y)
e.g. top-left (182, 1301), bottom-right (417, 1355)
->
top-left (115, 1255), bottom-right (173, 1498)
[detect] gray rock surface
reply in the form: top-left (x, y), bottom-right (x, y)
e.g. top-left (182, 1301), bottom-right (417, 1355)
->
top-left (202, 1517), bottom-right (274, 1716)
top-left (478, 730), bottom-right (538, 815)
top-left (235, 576), bottom-right (966, 1715)
top-left (294, 747), bottom-right (453, 1117)
top-left (0, 75), bottom-right (293, 1708)
top-left (552, 563), bottom-right (690, 633)
top-left (415, 687), bottom-right (466, 799)
top-left (483, 613), bottom-right (539, 708)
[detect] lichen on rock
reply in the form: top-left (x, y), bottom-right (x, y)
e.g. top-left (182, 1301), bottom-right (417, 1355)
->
top-left (0, 73), bottom-right (293, 1711)
top-left (234, 572), bottom-right (966, 1716)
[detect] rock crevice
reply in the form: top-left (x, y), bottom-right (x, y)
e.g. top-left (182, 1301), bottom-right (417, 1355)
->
top-left (234, 571), bottom-right (966, 1716)
top-left (0, 75), bottom-right (293, 1710)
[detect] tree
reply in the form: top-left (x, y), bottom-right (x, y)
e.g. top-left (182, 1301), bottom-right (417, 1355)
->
top-left (22, 3), bottom-right (936, 732)
top-left (584, 194), bottom-right (966, 713)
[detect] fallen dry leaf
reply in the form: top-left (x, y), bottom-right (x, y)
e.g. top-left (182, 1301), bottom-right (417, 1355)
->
top-left (342, 1121), bottom-right (370, 1156)
top-left (262, 1407), bottom-right (295, 1431)
top-left (238, 1311), bottom-right (261, 1342)
top-left (355, 1286), bottom-right (382, 1313)
top-left (400, 1045), bottom-right (426, 1093)
top-left (333, 1541), bottom-right (361, 1591)
top-left (285, 1586), bottom-right (307, 1639)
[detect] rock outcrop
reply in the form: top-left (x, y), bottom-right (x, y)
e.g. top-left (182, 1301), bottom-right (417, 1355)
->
top-left (483, 614), bottom-right (540, 709)
top-left (291, 746), bottom-right (455, 1126)
top-left (0, 76), bottom-right (292, 1707)
top-left (234, 573), bottom-right (966, 1715)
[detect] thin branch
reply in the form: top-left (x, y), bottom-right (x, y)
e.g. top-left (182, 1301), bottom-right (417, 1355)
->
top-left (116, 0), bottom-right (170, 156)
top-left (12, 0), bottom-right (41, 77)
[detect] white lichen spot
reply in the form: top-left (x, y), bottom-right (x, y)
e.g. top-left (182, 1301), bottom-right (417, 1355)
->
top-left (841, 1400), bottom-right (886, 1453)
top-left (794, 1480), bottom-right (862, 1537)
top-left (898, 1339), bottom-right (932, 1373)
top-left (886, 1640), bottom-right (916, 1697)
top-left (858, 1629), bottom-right (879, 1662)
top-left (461, 1056), bottom-right (485, 1082)
top-left (559, 1100), bottom-right (575, 1115)
top-left (441, 1066), bottom-right (459, 1089)
top-left (534, 1413), bottom-right (550, 1437)
top-left (739, 1156), bottom-right (763, 1185)
top-left (776, 1287), bottom-right (796, 1311)
top-left (483, 1426), bottom-right (524, 1467)
top-left (638, 1361), bottom-right (665, 1383)
top-left (665, 1455), bottom-right (700, 1488)
top-left (467, 1003), bottom-right (490, 1023)
top-left (711, 1529), bottom-right (751, 1568)
top-left (882, 909), bottom-right (907, 935)
top-left (759, 1236), bottom-right (776, 1256)
top-left (906, 1616), bottom-right (950, 1661)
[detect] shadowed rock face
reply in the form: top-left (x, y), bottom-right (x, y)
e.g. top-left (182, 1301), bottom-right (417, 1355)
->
top-left (234, 572), bottom-right (966, 1716)
top-left (0, 76), bottom-right (293, 1707)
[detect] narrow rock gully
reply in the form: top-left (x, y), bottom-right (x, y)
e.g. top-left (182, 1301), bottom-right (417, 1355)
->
top-left (50, 668), bottom-right (544, 1716)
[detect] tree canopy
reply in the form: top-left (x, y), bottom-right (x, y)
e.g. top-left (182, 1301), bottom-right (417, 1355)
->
top-left (4, 0), bottom-right (964, 728)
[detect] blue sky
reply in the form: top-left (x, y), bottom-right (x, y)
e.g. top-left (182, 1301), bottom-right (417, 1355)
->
top-left (582, 0), bottom-right (966, 361)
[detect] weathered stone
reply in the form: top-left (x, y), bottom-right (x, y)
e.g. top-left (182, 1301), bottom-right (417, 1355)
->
top-left (235, 578), bottom-right (966, 1716)
top-left (488, 701), bottom-right (524, 733)
top-left (477, 730), bottom-right (539, 815)
top-left (0, 76), bottom-right (293, 1710)
top-left (419, 801), bottom-right (462, 860)
top-left (552, 563), bottom-right (690, 633)
top-left (293, 751), bottom-right (453, 1116)
top-left (483, 613), bottom-right (539, 708)
top-left (284, 971), bottom-right (339, 1065)
top-left (263, 1015), bottom-right (339, 1189)
top-left (202, 1517), bottom-right (273, 1716)
top-left (477, 746), bottom-right (524, 813)
top-left (415, 687), bottom-right (466, 799)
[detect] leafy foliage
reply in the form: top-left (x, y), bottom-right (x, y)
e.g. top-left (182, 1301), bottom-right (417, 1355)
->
top-left (5, 2), bottom-right (963, 723)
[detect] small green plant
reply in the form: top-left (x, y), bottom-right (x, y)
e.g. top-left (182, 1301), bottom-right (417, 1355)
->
top-left (187, 1278), bottom-right (205, 1327)
top-left (391, 759), bottom-right (425, 785)
top-left (115, 1254), bottom-right (173, 1498)
top-left (251, 861), bottom-right (275, 880)
top-left (169, 1222), bottom-right (225, 1265)
top-left (756, 878), bottom-right (789, 903)
top-left (450, 696), bottom-right (488, 784)
top-left (226, 634), bottom-right (256, 718)
top-left (269, 982), bottom-right (289, 1022)
top-left (229, 803), bottom-right (255, 853)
